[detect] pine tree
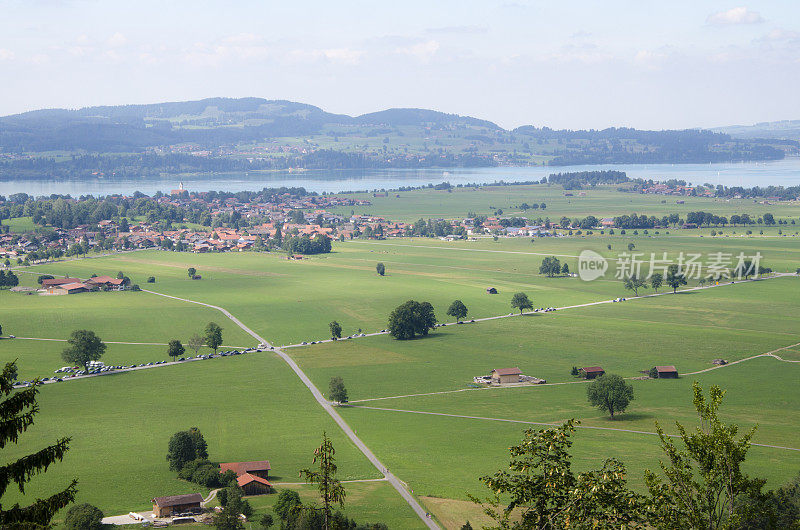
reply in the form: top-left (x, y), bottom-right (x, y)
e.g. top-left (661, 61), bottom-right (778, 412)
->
top-left (300, 432), bottom-right (346, 530)
top-left (0, 361), bottom-right (77, 528)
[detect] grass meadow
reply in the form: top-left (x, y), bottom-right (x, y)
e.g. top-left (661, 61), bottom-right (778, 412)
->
top-left (2, 210), bottom-right (799, 528)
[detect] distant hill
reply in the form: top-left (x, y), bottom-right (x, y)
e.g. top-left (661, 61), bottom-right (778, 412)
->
top-left (356, 108), bottom-right (499, 129)
top-left (712, 119), bottom-right (800, 140)
top-left (0, 98), bottom-right (795, 172)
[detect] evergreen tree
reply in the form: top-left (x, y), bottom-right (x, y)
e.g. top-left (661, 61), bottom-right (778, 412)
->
top-left (0, 361), bottom-right (78, 528)
top-left (300, 432), bottom-right (346, 529)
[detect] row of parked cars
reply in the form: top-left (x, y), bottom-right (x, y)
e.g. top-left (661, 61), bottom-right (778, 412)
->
top-left (13, 347), bottom-right (267, 388)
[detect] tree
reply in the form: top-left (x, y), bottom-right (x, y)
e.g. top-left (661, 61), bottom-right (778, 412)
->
top-left (460, 522), bottom-right (473, 530)
top-left (665, 264), bottom-right (688, 293)
top-left (329, 377), bottom-right (348, 404)
top-left (539, 256), bottom-right (562, 277)
top-left (586, 374), bottom-right (634, 419)
top-left (561, 262), bottom-right (570, 275)
top-left (64, 503), bottom-right (103, 530)
top-left (649, 367), bottom-right (659, 379)
top-left (260, 513), bottom-right (274, 528)
top-left (37, 274), bottom-right (54, 285)
top-left (213, 495), bottom-right (245, 530)
top-left (300, 432), bottom-right (346, 530)
top-left (446, 299), bottom-right (468, 322)
top-left (166, 427), bottom-right (208, 471)
top-left (511, 292), bottom-right (533, 314)
top-left (471, 420), bottom-right (644, 528)
top-left (387, 300), bottom-right (437, 340)
top-left (147, 276), bottom-right (156, 283)
top-left (61, 329), bottom-right (106, 371)
top-left (623, 274), bottom-right (648, 296)
top-left (166, 431), bottom-right (197, 471)
top-left (645, 383), bottom-right (767, 529)
top-left (187, 267), bottom-right (196, 279)
top-left (651, 272), bottom-right (664, 292)
top-left (167, 339), bottom-right (185, 360)
top-left (329, 321), bottom-right (342, 340)
top-left (0, 361), bottom-right (78, 528)
top-left (187, 334), bottom-right (204, 355)
top-left (274, 489), bottom-right (302, 521)
top-left (205, 322), bottom-right (223, 353)
top-left (376, 262), bottom-right (385, 276)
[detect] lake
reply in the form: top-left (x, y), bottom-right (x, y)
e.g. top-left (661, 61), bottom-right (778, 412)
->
top-left (2, 158), bottom-right (800, 197)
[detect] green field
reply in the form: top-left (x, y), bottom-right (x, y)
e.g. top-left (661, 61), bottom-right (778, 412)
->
top-left (3, 187), bottom-right (800, 528)
top-left (327, 184), bottom-right (800, 223)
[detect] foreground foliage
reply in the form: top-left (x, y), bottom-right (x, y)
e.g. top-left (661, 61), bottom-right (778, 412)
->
top-left (0, 361), bottom-right (77, 528)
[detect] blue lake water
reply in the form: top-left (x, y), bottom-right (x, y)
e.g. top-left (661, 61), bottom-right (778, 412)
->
top-left (1, 158), bottom-right (799, 197)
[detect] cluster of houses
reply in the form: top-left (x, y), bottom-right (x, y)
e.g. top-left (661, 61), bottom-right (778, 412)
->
top-left (40, 275), bottom-right (126, 295)
top-left (151, 460), bottom-right (271, 519)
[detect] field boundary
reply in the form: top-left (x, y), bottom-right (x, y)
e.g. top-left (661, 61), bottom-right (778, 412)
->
top-left (344, 404), bottom-right (800, 452)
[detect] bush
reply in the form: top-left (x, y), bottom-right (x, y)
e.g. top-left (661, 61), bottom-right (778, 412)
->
top-left (147, 276), bottom-right (156, 283)
top-left (131, 284), bottom-right (141, 291)
top-left (649, 366), bottom-right (659, 379)
top-left (64, 503), bottom-right (104, 530)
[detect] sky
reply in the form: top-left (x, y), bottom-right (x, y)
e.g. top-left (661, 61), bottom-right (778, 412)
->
top-left (1, 0), bottom-right (799, 130)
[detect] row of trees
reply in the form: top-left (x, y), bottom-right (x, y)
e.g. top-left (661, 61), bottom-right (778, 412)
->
top-left (0, 270), bottom-right (19, 287)
top-left (539, 256), bottom-right (569, 277)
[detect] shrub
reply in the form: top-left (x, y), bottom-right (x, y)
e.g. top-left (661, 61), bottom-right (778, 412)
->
top-left (147, 276), bottom-right (156, 283)
top-left (649, 367), bottom-right (659, 379)
top-left (64, 503), bottom-right (103, 530)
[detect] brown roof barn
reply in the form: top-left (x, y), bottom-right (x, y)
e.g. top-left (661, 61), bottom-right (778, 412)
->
top-left (41, 277), bottom-right (81, 288)
top-left (491, 367), bottom-right (521, 385)
top-left (237, 473), bottom-right (272, 496)
top-left (219, 460), bottom-right (271, 479)
top-left (151, 493), bottom-right (203, 518)
top-left (580, 366), bottom-right (605, 379)
top-left (655, 365), bottom-right (679, 378)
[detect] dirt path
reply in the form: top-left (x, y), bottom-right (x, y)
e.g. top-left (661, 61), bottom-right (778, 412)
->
top-left (345, 404), bottom-right (800, 452)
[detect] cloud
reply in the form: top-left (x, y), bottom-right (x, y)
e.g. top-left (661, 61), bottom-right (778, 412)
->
top-left (395, 40), bottom-right (440, 61)
top-left (757, 28), bottom-right (800, 42)
top-left (0, 49), bottom-right (14, 61)
top-left (706, 7), bottom-right (763, 26)
top-left (106, 32), bottom-right (127, 47)
top-left (425, 25), bottom-right (488, 35)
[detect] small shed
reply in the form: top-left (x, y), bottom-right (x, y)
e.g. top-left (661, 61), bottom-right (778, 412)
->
top-left (491, 367), bottom-right (521, 384)
top-left (151, 493), bottom-right (203, 518)
top-left (580, 366), bottom-right (605, 379)
top-left (237, 473), bottom-right (272, 496)
top-left (486, 287), bottom-right (498, 294)
top-left (655, 365), bottom-right (679, 378)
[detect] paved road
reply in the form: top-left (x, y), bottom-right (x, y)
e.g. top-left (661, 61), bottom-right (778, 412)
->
top-left (141, 288), bottom-right (440, 529)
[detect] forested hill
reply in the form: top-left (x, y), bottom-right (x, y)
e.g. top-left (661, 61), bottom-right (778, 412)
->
top-left (0, 97), bottom-right (795, 170)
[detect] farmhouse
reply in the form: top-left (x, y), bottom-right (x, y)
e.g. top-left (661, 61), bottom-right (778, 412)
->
top-left (85, 275), bottom-right (125, 290)
top-left (580, 366), bottom-right (605, 379)
top-left (655, 365), bottom-right (679, 378)
top-left (219, 460), bottom-right (271, 479)
top-left (237, 473), bottom-right (272, 495)
top-left (41, 278), bottom-right (82, 289)
top-left (56, 282), bottom-right (90, 294)
top-left (151, 493), bottom-right (203, 518)
top-left (491, 367), bottom-right (521, 384)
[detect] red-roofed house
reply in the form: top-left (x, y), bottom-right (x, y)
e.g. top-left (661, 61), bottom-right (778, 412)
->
top-left (491, 367), bottom-right (521, 384)
top-left (237, 473), bottom-right (272, 495)
top-left (219, 460), bottom-right (270, 479)
top-left (580, 366), bottom-right (605, 379)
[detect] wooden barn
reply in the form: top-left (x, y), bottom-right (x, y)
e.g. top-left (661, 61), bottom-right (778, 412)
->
top-left (580, 366), bottom-right (605, 379)
top-left (655, 365), bottom-right (679, 378)
top-left (237, 473), bottom-right (272, 496)
top-left (219, 460), bottom-right (271, 480)
top-left (151, 493), bottom-right (203, 518)
top-left (491, 367), bottom-right (521, 384)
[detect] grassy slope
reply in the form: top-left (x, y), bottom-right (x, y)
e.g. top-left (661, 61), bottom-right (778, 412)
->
top-left (6, 354), bottom-right (380, 516)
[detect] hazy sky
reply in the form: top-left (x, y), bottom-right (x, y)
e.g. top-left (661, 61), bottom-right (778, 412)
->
top-left (1, 1), bottom-right (799, 130)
